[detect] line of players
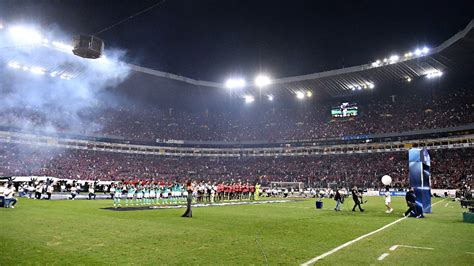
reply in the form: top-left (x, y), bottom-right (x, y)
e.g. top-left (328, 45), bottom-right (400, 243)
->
top-left (111, 181), bottom-right (261, 208)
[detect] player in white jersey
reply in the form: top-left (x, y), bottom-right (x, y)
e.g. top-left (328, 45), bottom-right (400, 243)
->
top-left (384, 188), bottom-right (393, 213)
top-left (150, 185), bottom-right (156, 205)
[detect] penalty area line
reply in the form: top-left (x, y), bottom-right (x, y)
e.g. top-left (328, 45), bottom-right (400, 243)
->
top-left (300, 200), bottom-right (445, 265)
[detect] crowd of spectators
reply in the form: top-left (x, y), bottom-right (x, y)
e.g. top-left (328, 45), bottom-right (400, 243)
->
top-left (0, 143), bottom-right (471, 189)
top-left (0, 88), bottom-right (472, 142)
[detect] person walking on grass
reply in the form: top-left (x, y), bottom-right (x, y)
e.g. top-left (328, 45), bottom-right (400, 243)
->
top-left (351, 186), bottom-right (364, 212)
top-left (384, 187), bottom-right (393, 213)
top-left (334, 188), bottom-right (342, 211)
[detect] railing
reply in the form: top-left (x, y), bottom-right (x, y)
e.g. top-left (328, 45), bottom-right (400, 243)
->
top-left (0, 129), bottom-right (472, 157)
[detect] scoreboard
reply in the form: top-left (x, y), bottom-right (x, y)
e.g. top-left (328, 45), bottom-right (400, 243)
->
top-left (331, 102), bottom-right (358, 118)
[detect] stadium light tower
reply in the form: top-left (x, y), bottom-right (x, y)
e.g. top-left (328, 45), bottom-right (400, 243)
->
top-left (225, 78), bottom-right (246, 89)
top-left (255, 75), bottom-right (271, 88)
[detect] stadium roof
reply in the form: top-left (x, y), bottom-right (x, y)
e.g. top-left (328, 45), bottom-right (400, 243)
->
top-left (2, 20), bottom-right (473, 98)
top-left (128, 19), bottom-right (474, 97)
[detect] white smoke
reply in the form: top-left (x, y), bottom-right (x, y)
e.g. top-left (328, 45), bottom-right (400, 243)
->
top-left (0, 23), bottom-right (131, 135)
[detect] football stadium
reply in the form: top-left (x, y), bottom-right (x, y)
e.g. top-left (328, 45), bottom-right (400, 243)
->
top-left (0, 1), bottom-right (473, 265)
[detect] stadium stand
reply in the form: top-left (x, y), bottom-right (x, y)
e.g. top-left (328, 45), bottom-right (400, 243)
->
top-left (0, 142), bottom-right (472, 189)
top-left (0, 86), bottom-right (472, 142)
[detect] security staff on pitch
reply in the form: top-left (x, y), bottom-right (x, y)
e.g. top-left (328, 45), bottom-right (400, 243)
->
top-left (351, 186), bottom-right (364, 212)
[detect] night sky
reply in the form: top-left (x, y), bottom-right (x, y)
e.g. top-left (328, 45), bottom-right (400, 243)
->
top-left (1, 0), bottom-right (473, 82)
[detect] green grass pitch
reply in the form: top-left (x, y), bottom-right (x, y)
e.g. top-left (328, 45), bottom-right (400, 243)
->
top-left (0, 197), bottom-right (472, 265)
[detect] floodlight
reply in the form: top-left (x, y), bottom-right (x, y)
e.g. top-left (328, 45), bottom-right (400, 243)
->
top-left (7, 61), bottom-right (20, 69)
top-left (414, 49), bottom-right (422, 56)
top-left (244, 95), bottom-right (255, 103)
top-left (389, 55), bottom-right (399, 62)
top-left (371, 61), bottom-right (380, 67)
top-left (296, 91), bottom-right (305, 99)
top-left (368, 83), bottom-right (375, 89)
top-left (30, 67), bottom-right (46, 75)
top-left (306, 91), bottom-right (313, 97)
top-left (255, 75), bottom-right (271, 87)
top-left (0, 23), bottom-right (3, 30)
top-left (267, 95), bottom-right (274, 101)
top-left (422, 47), bottom-right (429, 54)
top-left (406, 77), bottom-right (412, 82)
top-left (225, 78), bottom-right (246, 89)
top-left (426, 70), bottom-right (442, 79)
top-left (8, 25), bottom-right (42, 43)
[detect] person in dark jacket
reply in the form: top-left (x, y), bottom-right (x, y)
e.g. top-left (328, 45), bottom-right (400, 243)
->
top-left (404, 187), bottom-right (418, 217)
top-left (334, 188), bottom-right (342, 211)
top-left (182, 181), bottom-right (193, 218)
top-left (351, 186), bottom-right (364, 212)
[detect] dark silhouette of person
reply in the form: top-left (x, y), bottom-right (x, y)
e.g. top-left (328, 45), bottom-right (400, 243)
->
top-left (351, 186), bottom-right (364, 212)
top-left (182, 181), bottom-right (193, 218)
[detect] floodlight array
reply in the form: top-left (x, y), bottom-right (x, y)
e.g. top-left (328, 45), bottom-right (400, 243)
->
top-left (7, 60), bottom-right (75, 80)
top-left (426, 70), bottom-right (443, 79)
top-left (371, 46), bottom-right (430, 68)
top-left (348, 82), bottom-right (375, 91)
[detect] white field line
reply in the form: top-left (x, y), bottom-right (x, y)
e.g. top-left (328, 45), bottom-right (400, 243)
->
top-left (390, 245), bottom-right (434, 251)
top-left (444, 202), bottom-right (449, 207)
top-left (377, 253), bottom-right (390, 261)
top-left (300, 199), bottom-right (444, 265)
top-left (467, 252), bottom-right (474, 255)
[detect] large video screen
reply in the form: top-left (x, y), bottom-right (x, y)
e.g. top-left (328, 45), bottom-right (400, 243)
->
top-left (331, 102), bottom-right (358, 118)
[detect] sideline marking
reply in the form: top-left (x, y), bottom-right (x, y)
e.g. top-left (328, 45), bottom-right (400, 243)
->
top-left (300, 199), bottom-right (444, 265)
top-left (377, 253), bottom-right (390, 261)
top-left (390, 245), bottom-right (434, 251)
top-left (444, 202), bottom-right (449, 207)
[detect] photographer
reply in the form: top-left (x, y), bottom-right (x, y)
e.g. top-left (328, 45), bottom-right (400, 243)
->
top-left (351, 186), bottom-right (364, 212)
top-left (404, 187), bottom-right (423, 218)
